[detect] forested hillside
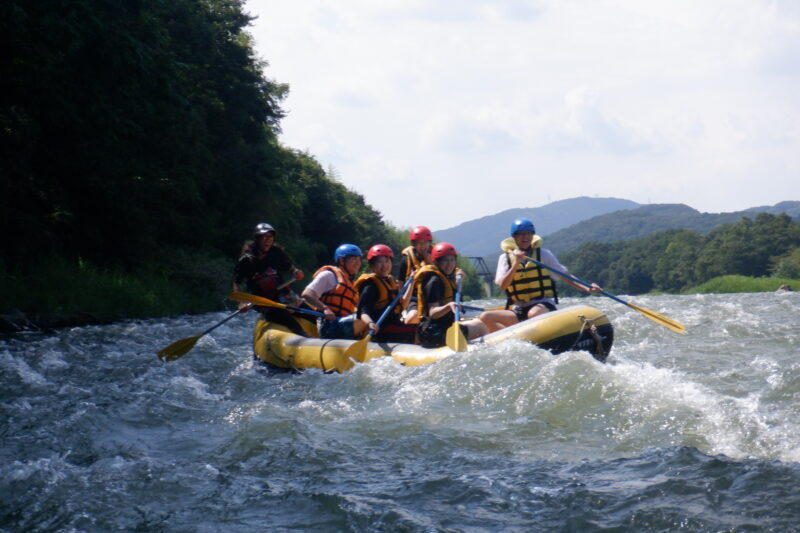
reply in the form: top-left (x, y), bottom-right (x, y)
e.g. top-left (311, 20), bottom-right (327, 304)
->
top-left (2, 0), bottom-right (486, 321)
top-left (559, 213), bottom-right (800, 295)
top-left (545, 202), bottom-right (800, 255)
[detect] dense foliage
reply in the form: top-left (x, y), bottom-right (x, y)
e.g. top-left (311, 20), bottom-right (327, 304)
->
top-left (2, 0), bottom-right (483, 318)
top-left (544, 202), bottom-right (800, 255)
top-left (560, 213), bottom-right (800, 295)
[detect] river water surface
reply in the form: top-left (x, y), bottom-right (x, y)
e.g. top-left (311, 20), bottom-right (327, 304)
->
top-left (2, 292), bottom-right (800, 531)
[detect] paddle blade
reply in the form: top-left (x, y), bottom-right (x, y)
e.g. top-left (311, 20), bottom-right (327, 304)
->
top-left (446, 322), bottom-right (468, 352)
top-left (341, 335), bottom-right (370, 366)
top-left (229, 291), bottom-right (284, 308)
top-left (157, 334), bottom-right (202, 362)
top-left (627, 302), bottom-right (686, 334)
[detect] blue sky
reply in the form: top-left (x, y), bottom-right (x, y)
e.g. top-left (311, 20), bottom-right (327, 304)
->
top-left (248, 0), bottom-right (800, 231)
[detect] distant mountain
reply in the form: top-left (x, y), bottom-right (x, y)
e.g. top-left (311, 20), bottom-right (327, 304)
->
top-left (545, 201), bottom-right (800, 255)
top-left (744, 201), bottom-right (800, 217)
top-left (433, 197), bottom-right (641, 257)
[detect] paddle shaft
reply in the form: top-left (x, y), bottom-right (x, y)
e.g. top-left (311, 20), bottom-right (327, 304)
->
top-left (200, 306), bottom-right (248, 337)
top-left (523, 254), bottom-right (685, 334)
top-left (444, 274), bottom-right (469, 352)
top-left (372, 276), bottom-right (414, 330)
top-left (158, 306), bottom-right (250, 361)
top-left (454, 275), bottom-right (463, 323)
top-left (523, 256), bottom-right (624, 304)
top-left (276, 278), bottom-right (295, 291)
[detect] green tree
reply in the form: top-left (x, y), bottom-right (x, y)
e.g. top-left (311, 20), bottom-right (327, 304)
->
top-left (652, 230), bottom-right (705, 292)
top-left (770, 247), bottom-right (800, 279)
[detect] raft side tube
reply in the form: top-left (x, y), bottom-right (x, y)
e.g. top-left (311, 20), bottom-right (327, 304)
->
top-left (252, 305), bottom-right (613, 372)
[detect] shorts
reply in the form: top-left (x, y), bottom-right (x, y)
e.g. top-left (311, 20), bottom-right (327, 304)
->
top-left (417, 319), bottom-right (468, 348)
top-left (319, 314), bottom-right (358, 340)
top-left (512, 301), bottom-right (557, 322)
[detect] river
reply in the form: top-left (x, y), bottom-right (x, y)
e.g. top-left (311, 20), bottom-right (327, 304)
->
top-left (2, 291), bottom-right (799, 531)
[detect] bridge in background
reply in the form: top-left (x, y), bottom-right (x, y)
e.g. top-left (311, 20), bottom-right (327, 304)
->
top-left (467, 256), bottom-right (494, 298)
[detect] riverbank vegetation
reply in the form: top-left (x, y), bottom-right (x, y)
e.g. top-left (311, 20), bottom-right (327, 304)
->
top-left (1, 1), bottom-right (482, 325)
top-left (690, 276), bottom-right (798, 294)
top-left (560, 213), bottom-right (800, 296)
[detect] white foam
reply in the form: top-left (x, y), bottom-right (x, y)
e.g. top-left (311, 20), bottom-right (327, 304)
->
top-left (0, 351), bottom-right (51, 387)
top-left (169, 376), bottom-right (224, 401)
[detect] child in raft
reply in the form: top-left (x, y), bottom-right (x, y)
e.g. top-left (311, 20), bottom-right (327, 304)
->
top-left (354, 244), bottom-right (417, 343)
top-left (398, 225), bottom-right (434, 325)
top-left (413, 242), bottom-right (488, 348)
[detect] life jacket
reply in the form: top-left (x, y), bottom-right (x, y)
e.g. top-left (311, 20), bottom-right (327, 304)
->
top-left (354, 273), bottom-right (401, 317)
top-left (400, 246), bottom-right (428, 280)
top-left (503, 247), bottom-right (558, 307)
top-left (413, 265), bottom-right (455, 319)
top-left (312, 265), bottom-right (358, 317)
top-left (252, 267), bottom-right (280, 297)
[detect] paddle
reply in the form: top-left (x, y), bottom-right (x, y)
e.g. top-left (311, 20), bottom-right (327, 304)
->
top-left (342, 276), bottom-right (415, 363)
top-left (157, 305), bottom-right (251, 362)
top-left (445, 274), bottom-right (468, 352)
top-left (228, 291), bottom-right (324, 318)
top-left (275, 278), bottom-right (295, 292)
top-left (521, 254), bottom-right (686, 335)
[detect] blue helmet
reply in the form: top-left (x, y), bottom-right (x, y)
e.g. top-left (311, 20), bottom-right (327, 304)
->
top-left (334, 243), bottom-right (363, 263)
top-left (510, 218), bottom-right (535, 236)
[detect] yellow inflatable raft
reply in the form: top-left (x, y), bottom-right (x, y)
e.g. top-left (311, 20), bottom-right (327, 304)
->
top-left (253, 304), bottom-right (614, 372)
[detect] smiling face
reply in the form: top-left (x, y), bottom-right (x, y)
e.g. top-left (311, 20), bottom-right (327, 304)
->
top-left (370, 255), bottom-right (392, 277)
top-left (340, 255), bottom-right (363, 276)
top-left (412, 240), bottom-right (432, 255)
top-left (436, 255), bottom-right (457, 275)
top-left (514, 230), bottom-right (534, 251)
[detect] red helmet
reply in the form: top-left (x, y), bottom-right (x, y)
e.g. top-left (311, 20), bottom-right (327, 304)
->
top-left (409, 225), bottom-right (433, 242)
top-left (431, 242), bottom-right (457, 260)
top-left (367, 244), bottom-right (394, 261)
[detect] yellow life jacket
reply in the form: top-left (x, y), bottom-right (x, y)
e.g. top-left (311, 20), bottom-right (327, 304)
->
top-left (413, 265), bottom-right (455, 319)
top-left (312, 265), bottom-right (358, 317)
top-left (503, 247), bottom-right (558, 306)
top-left (400, 246), bottom-right (428, 281)
top-left (354, 273), bottom-right (401, 317)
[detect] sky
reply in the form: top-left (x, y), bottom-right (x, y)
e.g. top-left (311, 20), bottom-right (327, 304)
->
top-left (247, 0), bottom-right (800, 231)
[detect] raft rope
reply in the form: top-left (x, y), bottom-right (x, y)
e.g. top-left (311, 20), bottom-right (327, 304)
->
top-left (572, 314), bottom-right (608, 362)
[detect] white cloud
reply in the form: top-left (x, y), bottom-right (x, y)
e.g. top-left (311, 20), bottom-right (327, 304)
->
top-left (248, 0), bottom-right (800, 230)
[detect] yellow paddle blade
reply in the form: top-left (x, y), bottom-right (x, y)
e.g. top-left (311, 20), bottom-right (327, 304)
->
top-left (446, 322), bottom-right (468, 352)
top-left (157, 334), bottom-right (202, 362)
top-left (229, 291), bottom-right (285, 309)
top-left (627, 302), bottom-right (686, 334)
top-left (342, 335), bottom-right (370, 364)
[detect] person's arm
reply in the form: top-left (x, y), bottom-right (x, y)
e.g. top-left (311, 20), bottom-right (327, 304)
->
top-left (496, 252), bottom-right (521, 292)
top-left (398, 254), bottom-right (410, 282)
top-left (425, 278), bottom-right (456, 319)
top-left (301, 271), bottom-right (337, 320)
top-left (400, 277), bottom-right (414, 309)
top-left (276, 247), bottom-right (305, 281)
top-left (233, 256), bottom-right (251, 310)
top-left (357, 284), bottom-right (379, 333)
